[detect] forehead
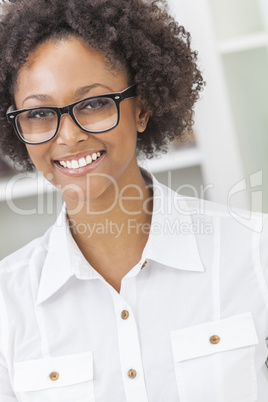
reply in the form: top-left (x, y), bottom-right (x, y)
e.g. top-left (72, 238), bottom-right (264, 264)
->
top-left (14, 36), bottom-right (129, 105)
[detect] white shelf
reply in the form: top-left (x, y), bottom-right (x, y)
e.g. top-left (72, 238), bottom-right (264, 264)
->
top-left (0, 147), bottom-right (202, 201)
top-left (139, 146), bottom-right (203, 174)
top-left (219, 31), bottom-right (268, 54)
top-left (0, 172), bottom-right (56, 202)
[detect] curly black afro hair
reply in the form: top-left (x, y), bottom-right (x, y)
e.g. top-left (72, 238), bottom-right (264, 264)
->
top-left (0, 0), bottom-right (204, 171)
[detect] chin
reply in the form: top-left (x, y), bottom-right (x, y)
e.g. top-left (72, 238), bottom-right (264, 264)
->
top-left (61, 176), bottom-right (118, 210)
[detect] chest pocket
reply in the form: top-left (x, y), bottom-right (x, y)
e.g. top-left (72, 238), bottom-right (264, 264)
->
top-left (170, 312), bottom-right (258, 402)
top-left (13, 351), bottom-right (95, 402)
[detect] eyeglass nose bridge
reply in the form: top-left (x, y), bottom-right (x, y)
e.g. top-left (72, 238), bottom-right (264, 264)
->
top-left (55, 104), bottom-right (82, 136)
top-left (58, 105), bottom-right (73, 116)
top-left (57, 104), bottom-right (79, 124)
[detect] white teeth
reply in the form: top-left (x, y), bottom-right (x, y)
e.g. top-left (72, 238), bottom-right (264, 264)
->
top-left (59, 151), bottom-right (103, 169)
top-left (71, 160), bottom-right (79, 169)
top-left (86, 155), bottom-right (92, 164)
top-left (79, 157), bottom-right (87, 167)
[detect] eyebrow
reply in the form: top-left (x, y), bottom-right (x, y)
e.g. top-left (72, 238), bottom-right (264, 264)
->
top-left (75, 83), bottom-right (113, 97)
top-left (22, 83), bottom-right (113, 106)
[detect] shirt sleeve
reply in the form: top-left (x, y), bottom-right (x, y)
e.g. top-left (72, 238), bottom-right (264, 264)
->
top-left (0, 274), bottom-right (17, 401)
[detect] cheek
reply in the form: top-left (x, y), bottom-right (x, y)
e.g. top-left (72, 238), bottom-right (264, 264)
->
top-left (25, 144), bottom-right (52, 170)
top-left (114, 105), bottom-right (138, 150)
top-left (106, 127), bottom-right (137, 166)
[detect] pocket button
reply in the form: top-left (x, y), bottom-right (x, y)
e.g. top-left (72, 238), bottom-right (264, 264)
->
top-left (210, 335), bottom-right (220, 344)
top-left (49, 371), bottom-right (59, 381)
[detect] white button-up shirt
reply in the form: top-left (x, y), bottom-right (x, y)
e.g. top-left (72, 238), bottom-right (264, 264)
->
top-left (1, 168), bottom-right (268, 402)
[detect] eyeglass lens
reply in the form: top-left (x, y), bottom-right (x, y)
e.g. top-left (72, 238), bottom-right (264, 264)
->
top-left (16, 97), bottom-right (118, 143)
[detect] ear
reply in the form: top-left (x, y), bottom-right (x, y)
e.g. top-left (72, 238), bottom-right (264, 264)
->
top-left (135, 96), bottom-right (150, 133)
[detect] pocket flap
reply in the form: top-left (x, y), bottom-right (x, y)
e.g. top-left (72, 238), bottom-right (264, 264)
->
top-left (170, 312), bottom-right (258, 362)
top-left (13, 351), bottom-right (93, 392)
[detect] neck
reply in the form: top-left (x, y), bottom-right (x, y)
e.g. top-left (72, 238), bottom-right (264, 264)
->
top-left (65, 166), bottom-right (153, 263)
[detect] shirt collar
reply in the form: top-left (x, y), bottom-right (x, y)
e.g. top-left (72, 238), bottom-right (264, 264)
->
top-left (36, 168), bottom-right (204, 305)
top-left (140, 168), bottom-right (205, 272)
top-left (36, 206), bottom-right (74, 305)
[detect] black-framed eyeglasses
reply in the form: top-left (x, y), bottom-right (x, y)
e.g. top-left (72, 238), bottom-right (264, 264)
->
top-left (6, 84), bottom-right (137, 145)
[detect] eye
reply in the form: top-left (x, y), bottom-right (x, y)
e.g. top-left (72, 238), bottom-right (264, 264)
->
top-left (26, 109), bottom-right (55, 119)
top-left (78, 97), bottom-right (111, 111)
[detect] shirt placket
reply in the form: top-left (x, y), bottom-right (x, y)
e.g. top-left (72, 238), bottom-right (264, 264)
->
top-left (109, 273), bottom-right (149, 402)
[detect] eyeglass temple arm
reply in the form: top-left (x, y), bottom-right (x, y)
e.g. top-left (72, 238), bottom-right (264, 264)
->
top-left (7, 105), bottom-right (15, 114)
top-left (121, 84), bottom-right (137, 100)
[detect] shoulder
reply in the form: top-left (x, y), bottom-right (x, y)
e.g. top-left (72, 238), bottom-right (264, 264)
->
top-left (0, 224), bottom-right (54, 338)
top-left (0, 223), bottom-right (55, 365)
top-left (0, 224), bottom-right (53, 276)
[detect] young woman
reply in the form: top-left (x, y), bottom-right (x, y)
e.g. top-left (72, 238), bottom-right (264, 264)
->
top-left (0, 0), bottom-right (268, 401)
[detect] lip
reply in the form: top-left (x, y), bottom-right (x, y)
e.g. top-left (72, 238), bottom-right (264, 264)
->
top-left (54, 150), bottom-right (106, 177)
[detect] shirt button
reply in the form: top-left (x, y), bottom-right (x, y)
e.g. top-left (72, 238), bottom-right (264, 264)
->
top-left (121, 310), bottom-right (130, 320)
top-left (141, 260), bottom-right (147, 269)
top-left (49, 371), bottom-right (59, 381)
top-left (210, 335), bottom-right (220, 344)
top-left (128, 369), bottom-right (137, 379)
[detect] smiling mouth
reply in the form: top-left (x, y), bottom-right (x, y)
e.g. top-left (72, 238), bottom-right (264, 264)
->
top-left (55, 150), bottom-right (105, 169)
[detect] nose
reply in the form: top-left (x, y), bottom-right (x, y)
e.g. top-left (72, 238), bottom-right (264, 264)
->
top-left (55, 114), bottom-right (88, 146)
